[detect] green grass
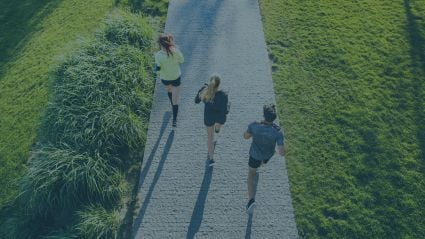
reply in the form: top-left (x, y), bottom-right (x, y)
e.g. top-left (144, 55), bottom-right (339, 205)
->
top-left (0, 0), bottom-right (114, 208)
top-left (260, 0), bottom-right (425, 238)
top-left (0, 0), bottom-right (168, 237)
top-left (76, 205), bottom-right (121, 239)
top-left (1, 9), bottom-right (156, 238)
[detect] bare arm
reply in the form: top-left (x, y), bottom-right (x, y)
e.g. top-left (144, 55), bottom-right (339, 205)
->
top-left (277, 145), bottom-right (285, 156)
top-left (244, 131), bottom-right (252, 139)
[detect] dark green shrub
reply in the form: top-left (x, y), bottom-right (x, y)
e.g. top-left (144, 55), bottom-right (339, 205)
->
top-left (21, 145), bottom-right (127, 217)
top-left (129, 0), bottom-right (169, 17)
top-left (103, 10), bottom-right (153, 50)
top-left (42, 41), bottom-right (152, 162)
top-left (42, 230), bottom-right (79, 239)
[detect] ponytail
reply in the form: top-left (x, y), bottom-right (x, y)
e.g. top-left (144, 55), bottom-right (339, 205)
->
top-left (201, 75), bottom-right (221, 103)
top-left (158, 33), bottom-right (176, 57)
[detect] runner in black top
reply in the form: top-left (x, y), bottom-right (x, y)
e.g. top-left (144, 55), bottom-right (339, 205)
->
top-left (195, 75), bottom-right (229, 166)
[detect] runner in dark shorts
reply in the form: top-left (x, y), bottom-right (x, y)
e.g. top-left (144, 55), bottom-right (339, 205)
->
top-left (155, 33), bottom-right (184, 128)
top-left (243, 104), bottom-right (285, 214)
top-left (161, 76), bottom-right (181, 87)
top-left (195, 75), bottom-right (229, 166)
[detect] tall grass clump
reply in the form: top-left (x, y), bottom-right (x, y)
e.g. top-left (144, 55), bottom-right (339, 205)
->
top-left (2, 9), bottom-right (155, 238)
top-left (103, 12), bottom-right (153, 49)
top-left (76, 205), bottom-right (121, 239)
top-left (21, 145), bottom-right (126, 216)
top-left (41, 41), bottom-right (152, 165)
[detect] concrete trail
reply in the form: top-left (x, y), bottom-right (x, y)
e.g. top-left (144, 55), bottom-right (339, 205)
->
top-left (133, 0), bottom-right (298, 238)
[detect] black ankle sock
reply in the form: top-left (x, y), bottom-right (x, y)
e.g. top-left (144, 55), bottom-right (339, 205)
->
top-left (172, 104), bottom-right (178, 122)
top-left (167, 92), bottom-right (172, 105)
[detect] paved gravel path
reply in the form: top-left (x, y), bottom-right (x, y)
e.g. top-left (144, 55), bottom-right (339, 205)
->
top-left (133, 0), bottom-right (298, 238)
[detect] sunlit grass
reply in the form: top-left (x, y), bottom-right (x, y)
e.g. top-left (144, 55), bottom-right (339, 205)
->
top-left (0, 9), bottom-right (155, 238)
top-left (260, 0), bottom-right (425, 238)
top-left (0, 0), bottom-right (114, 208)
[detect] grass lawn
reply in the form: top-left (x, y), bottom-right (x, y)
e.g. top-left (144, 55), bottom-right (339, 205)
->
top-left (260, 0), bottom-right (425, 238)
top-left (1, 0), bottom-right (169, 236)
top-left (0, 0), bottom-right (114, 207)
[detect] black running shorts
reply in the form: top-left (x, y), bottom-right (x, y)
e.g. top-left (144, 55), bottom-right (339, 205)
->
top-left (248, 156), bottom-right (270, 169)
top-left (161, 76), bottom-right (181, 86)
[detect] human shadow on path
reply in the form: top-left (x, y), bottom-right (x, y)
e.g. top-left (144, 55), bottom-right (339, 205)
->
top-left (245, 173), bottom-right (259, 239)
top-left (122, 112), bottom-right (170, 238)
top-left (186, 163), bottom-right (214, 239)
top-left (137, 111), bottom-right (171, 190)
top-left (132, 118), bottom-right (174, 237)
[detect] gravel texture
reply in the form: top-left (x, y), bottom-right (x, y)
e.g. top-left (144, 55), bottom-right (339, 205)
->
top-left (133, 0), bottom-right (299, 238)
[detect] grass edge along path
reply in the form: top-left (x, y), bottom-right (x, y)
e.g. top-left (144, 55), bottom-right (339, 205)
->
top-left (0, 9), bottom-right (157, 239)
top-left (260, 0), bottom-right (425, 238)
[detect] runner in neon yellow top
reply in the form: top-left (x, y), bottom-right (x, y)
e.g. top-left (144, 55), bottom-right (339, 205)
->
top-left (154, 33), bottom-right (185, 128)
top-left (155, 47), bottom-right (184, 81)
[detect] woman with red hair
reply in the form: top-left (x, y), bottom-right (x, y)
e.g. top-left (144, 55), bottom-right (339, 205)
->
top-left (155, 33), bottom-right (184, 128)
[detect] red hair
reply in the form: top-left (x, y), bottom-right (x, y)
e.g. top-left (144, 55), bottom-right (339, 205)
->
top-left (158, 33), bottom-right (175, 57)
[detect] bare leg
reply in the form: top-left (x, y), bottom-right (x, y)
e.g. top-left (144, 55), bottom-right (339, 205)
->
top-left (207, 126), bottom-right (215, 159)
top-left (214, 123), bottom-right (222, 133)
top-left (247, 167), bottom-right (257, 200)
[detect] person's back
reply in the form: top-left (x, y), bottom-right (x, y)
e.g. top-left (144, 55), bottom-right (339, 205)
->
top-left (248, 121), bottom-right (283, 161)
top-left (194, 75), bottom-right (229, 166)
top-left (243, 104), bottom-right (285, 214)
top-left (154, 33), bottom-right (184, 128)
top-left (203, 90), bottom-right (228, 117)
top-left (154, 48), bottom-right (184, 81)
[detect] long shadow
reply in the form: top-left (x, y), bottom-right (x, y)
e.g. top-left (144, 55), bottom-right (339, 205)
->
top-left (119, 112), bottom-right (171, 238)
top-left (245, 173), bottom-right (259, 239)
top-left (132, 129), bottom-right (175, 237)
top-left (138, 112), bottom-right (172, 190)
top-left (403, 0), bottom-right (425, 164)
top-left (0, 0), bottom-right (63, 79)
top-left (186, 164), bottom-right (214, 239)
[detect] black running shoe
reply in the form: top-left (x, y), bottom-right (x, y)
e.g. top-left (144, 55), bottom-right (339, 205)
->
top-left (214, 126), bottom-right (220, 133)
top-left (246, 198), bottom-right (256, 214)
top-left (208, 159), bottom-right (215, 167)
top-left (172, 120), bottom-right (177, 128)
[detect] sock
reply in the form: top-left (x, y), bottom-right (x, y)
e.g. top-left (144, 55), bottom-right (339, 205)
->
top-left (172, 104), bottom-right (179, 122)
top-left (167, 92), bottom-right (172, 105)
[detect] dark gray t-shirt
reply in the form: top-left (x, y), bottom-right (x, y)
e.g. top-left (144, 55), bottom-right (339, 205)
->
top-left (247, 121), bottom-right (284, 161)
